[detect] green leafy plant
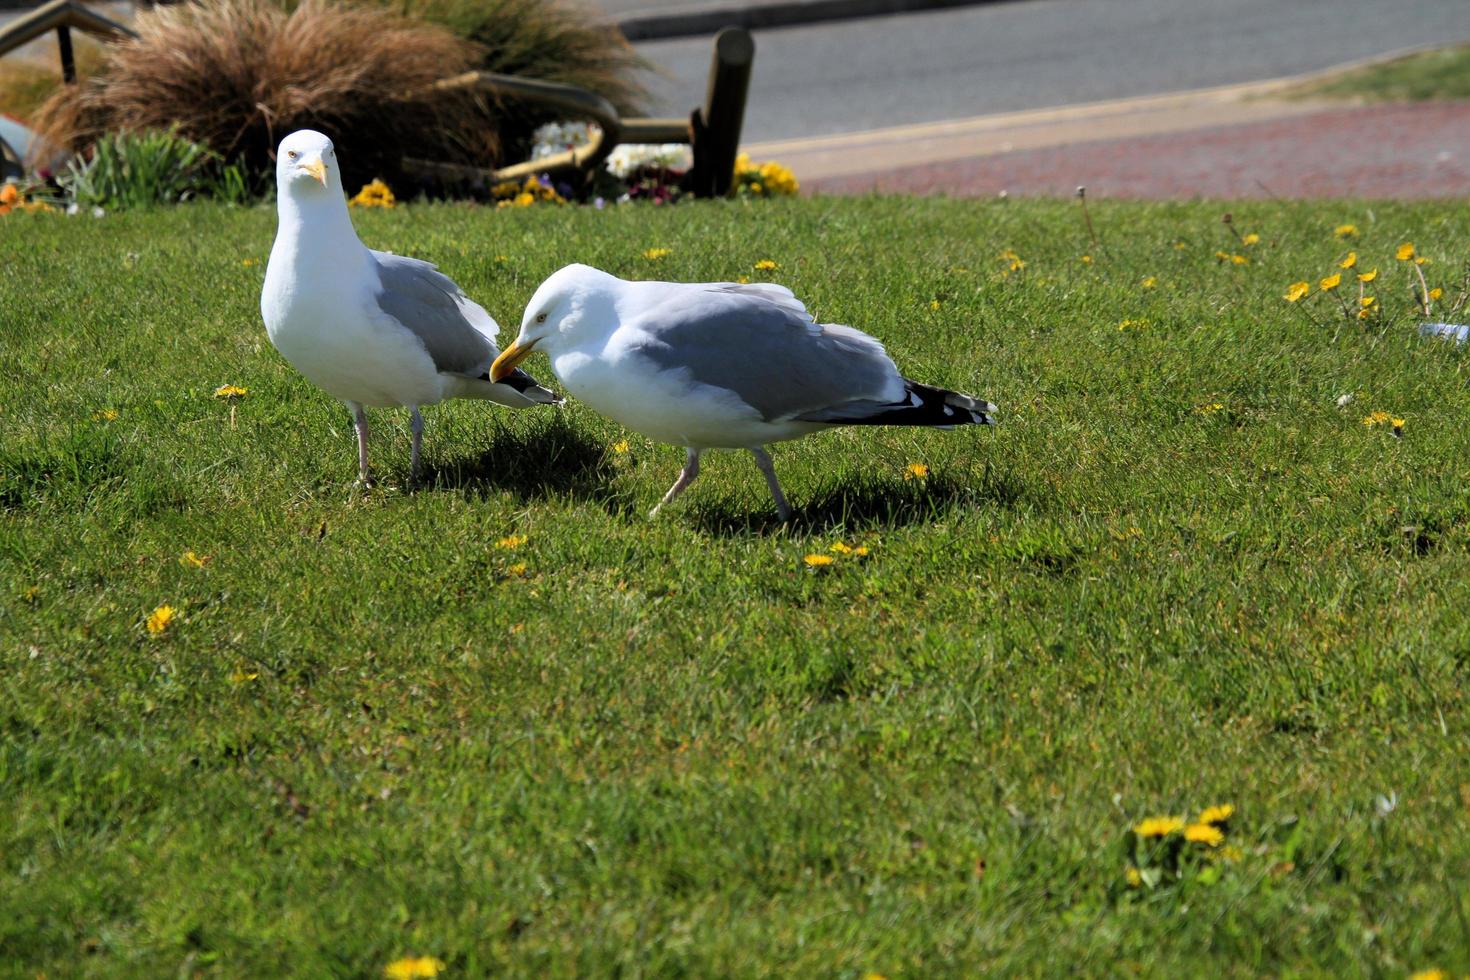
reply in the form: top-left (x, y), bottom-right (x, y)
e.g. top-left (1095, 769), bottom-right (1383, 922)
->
top-left (59, 128), bottom-right (217, 210)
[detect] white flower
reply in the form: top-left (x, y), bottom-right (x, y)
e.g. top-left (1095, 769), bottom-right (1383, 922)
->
top-left (604, 143), bottom-right (691, 179)
top-left (530, 121), bottom-right (598, 161)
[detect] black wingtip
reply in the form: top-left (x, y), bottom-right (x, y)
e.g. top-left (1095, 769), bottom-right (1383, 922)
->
top-left (479, 367), bottom-right (562, 405)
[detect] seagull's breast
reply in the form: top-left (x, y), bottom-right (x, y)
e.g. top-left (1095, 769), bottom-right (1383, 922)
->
top-left (263, 244), bottom-right (443, 408)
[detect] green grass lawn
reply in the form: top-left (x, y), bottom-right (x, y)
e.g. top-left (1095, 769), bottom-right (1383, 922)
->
top-left (1290, 43), bottom-right (1470, 101)
top-left (2, 196), bottom-right (1468, 977)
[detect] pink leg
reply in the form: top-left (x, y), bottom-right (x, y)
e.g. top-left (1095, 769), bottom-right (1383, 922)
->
top-left (350, 402), bottom-right (372, 485)
top-left (650, 448), bottom-right (701, 517)
top-left (750, 447), bottom-right (791, 521)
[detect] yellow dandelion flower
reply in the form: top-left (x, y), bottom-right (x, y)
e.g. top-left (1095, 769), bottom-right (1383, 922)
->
top-left (495, 535), bottom-right (526, 550)
top-left (145, 604), bottom-right (177, 636)
top-left (241, 258), bottom-right (258, 267)
top-left (1396, 242), bottom-right (1415, 261)
top-left (803, 553), bottom-right (835, 567)
top-left (1229, 254), bottom-right (1249, 265)
top-left (1407, 970), bottom-right (1447, 980)
top-left (1362, 410), bottom-right (1391, 427)
top-left (1415, 255), bottom-right (1431, 266)
top-left (1214, 250), bottom-right (1230, 261)
top-left (1195, 402), bottom-right (1225, 414)
top-left (1242, 233), bottom-right (1260, 246)
top-left (1360, 296), bottom-right (1377, 308)
top-left (1141, 276), bottom-right (1158, 289)
top-left (494, 254), bottom-right (508, 263)
top-left (213, 384), bottom-right (248, 399)
top-left (852, 545), bottom-right (870, 556)
top-left (1319, 273), bottom-right (1342, 291)
top-left (1334, 224), bottom-right (1358, 238)
top-left (903, 462), bottom-right (929, 481)
top-left (230, 668), bottom-right (259, 683)
top-left (1339, 251), bottom-right (1357, 269)
top-left (1134, 816), bottom-right (1184, 838)
top-left (506, 562), bottom-right (528, 577)
top-left (1358, 269), bottom-right (1377, 283)
top-left (1080, 254), bottom-right (1093, 264)
top-left (611, 439), bottom-right (629, 454)
top-left (1197, 804), bottom-right (1234, 825)
top-left (384, 956), bottom-right (446, 980)
top-left (93, 408), bottom-right (119, 421)
top-left (1184, 823), bottom-right (1224, 846)
top-left (1284, 281), bottom-right (1310, 302)
top-left (829, 541), bottom-right (853, 554)
top-left (1220, 845), bottom-right (1244, 863)
top-left (754, 259), bottom-right (779, 271)
top-left (736, 275), bottom-right (750, 284)
top-left (930, 299), bottom-right (941, 311)
top-left (1428, 287), bottom-right (1443, 300)
top-left (1125, 866), bottom-right (1143, 888)
top-left (1118, 318), bottom-right (1146, 331)
top-left (643, 248), bottom-right (671, 260)
top-left (179, 551), bottom-right (208, 568)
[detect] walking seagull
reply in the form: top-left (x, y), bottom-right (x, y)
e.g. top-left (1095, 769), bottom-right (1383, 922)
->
top-left (261, 130), bottom-right (559, 484)
top-left (490, 264), bottom-right (996, 520)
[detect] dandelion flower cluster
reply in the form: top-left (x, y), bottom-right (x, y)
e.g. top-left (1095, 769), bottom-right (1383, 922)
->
top-left (349, 179), bottom-right (396, 209)
top-left (1133, 816), bottom-right (1184, 838)
top-left (145, 604), bottom-right (178, 636)
top-left (213, 384), bottom-right (248, 399)
top-left (642, 247), bottom-right (672, 261)
top-left (384, 956), bottom-right (446, 980)
top-left (754, 259), bottom-right (779, 271)
top-left (903, 462), bottom-right (929, 481)
top-left (495, 534), bottom-right (527, 550)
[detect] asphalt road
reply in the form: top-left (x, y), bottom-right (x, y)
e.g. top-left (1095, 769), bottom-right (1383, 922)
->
top-left (634, 0), bottom-right (1470, 142)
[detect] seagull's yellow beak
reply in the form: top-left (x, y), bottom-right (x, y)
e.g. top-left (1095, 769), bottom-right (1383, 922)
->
top-left (302, 157), bottom-right (327, 185)
top-left (490, 338), bottom-right (539, 382)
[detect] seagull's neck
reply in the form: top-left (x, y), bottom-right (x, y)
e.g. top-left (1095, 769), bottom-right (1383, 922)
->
top-left (271, 188), bottom-right (368, 277)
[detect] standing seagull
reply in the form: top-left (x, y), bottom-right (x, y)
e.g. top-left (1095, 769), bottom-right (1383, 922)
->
top-left (490, 264), bottom-right (996, 520)
top-left (261, 130), bottom-right (560, 484)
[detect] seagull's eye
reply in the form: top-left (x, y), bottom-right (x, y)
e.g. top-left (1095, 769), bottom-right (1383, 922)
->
top-left (535, 312), bottom-right (548, 324)
top-left (287, 151), bottom-right (299, 160)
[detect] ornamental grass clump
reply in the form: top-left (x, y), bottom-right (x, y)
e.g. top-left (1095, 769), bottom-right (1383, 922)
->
top-left (354, 0), bottom-right (650, 165)
top-left (31, 0), bottom-right (497, 192)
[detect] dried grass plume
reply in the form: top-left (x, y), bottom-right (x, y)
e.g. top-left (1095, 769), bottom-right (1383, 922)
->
top-left (32, 0), bottom-right (499, 189)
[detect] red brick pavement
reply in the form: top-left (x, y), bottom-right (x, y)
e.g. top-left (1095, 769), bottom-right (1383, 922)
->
top-left (806, 101), bottom-right (1470, 199)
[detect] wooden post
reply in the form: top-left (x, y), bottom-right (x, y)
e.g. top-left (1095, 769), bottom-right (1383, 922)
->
top-left (57, 24), bottom-right (75, 82)
top-left (688, 27), bottom-right (754, 198)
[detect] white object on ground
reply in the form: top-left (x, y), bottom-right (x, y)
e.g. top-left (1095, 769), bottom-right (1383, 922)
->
top-left (1420, 322), bottom-right (1470, 344)
top-left (261, 130), bottom-right (560, 484)
top-left (490, 264), bottom-right (996, 520)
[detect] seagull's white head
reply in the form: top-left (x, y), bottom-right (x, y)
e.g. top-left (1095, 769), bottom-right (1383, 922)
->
top-left (275, 129), bottom-right (341, 196)
top-left (490, 264), bottom-right (619, 381)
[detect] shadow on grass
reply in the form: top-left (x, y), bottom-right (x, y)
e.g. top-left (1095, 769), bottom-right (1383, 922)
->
top-left (414, 415), bottom-right (629, 510)
top-left (686, 463), bottom-right (1027, 537)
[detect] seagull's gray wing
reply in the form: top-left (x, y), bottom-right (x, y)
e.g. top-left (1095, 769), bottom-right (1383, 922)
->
top-left (622, 282), bottom-right (905, 421)
top-left (370, 251), bottom-right (499, 377)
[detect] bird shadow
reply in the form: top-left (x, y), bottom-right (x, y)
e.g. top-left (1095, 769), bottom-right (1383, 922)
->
top-left (684, 463), bottom-right (1027, 537)
top-left (413, 415), bottom-right (629, 508)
